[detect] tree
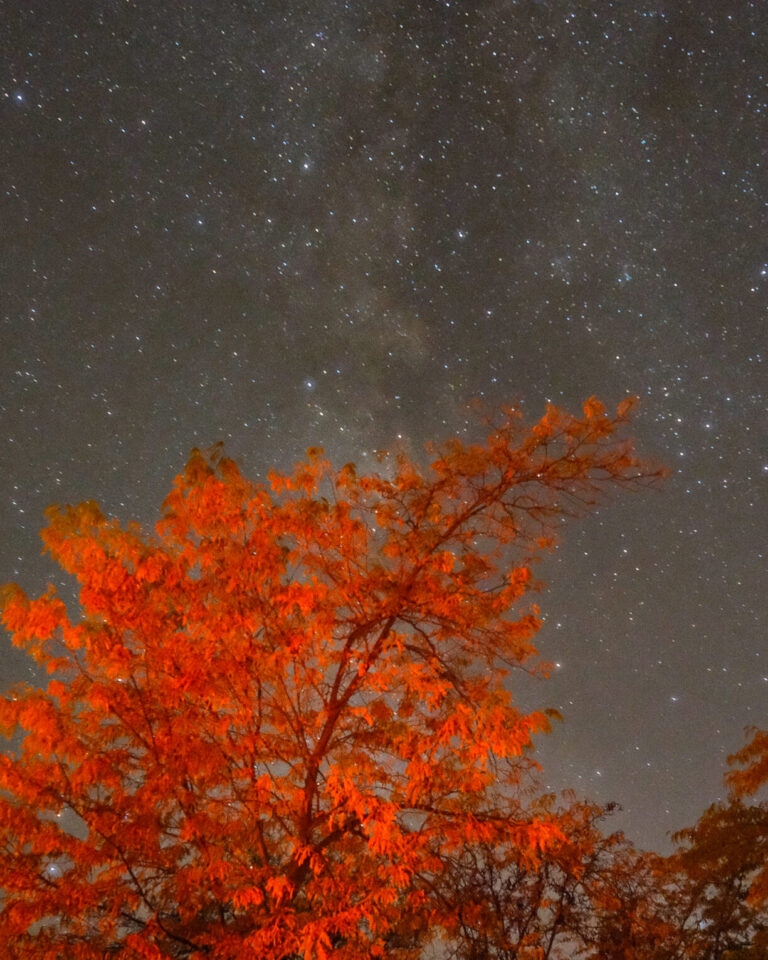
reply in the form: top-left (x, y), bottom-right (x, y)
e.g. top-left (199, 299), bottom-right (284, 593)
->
top-left (723, 730), bottom-right (768, 908)
top-left (669, 800), bottom-right (768, 959)
top-left (728, 729), bottom-right (768, 803)
top-left (580, 844), bottom-right (681, 960)
top-left (582, 801), bottom-right (768, 960)
top-left (432, 793), bottom-right (629, 960)
top-left (0, 399), bottom-right (663, 959)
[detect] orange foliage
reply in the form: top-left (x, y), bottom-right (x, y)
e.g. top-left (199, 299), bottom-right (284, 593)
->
top-left (725, 728), bottom-right (768, 907)
top-left (728, 726), bottom-right (768, 801)
top-left (0, 400), bottom-right (663, 958)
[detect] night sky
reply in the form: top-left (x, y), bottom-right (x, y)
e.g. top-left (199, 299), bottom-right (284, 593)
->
top-left (1, 1), bottom-right (765, 854)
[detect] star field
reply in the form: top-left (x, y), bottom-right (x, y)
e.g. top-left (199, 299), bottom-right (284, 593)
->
top-left (1, 1), bottom-right (765, 852)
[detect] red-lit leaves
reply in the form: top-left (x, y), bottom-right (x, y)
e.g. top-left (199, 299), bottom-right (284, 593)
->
top-left (0, 400), bottom-right (663, 958)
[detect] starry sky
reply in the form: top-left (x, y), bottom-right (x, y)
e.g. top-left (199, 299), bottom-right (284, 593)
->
top-left (1, 1), bottom-right (765, 853)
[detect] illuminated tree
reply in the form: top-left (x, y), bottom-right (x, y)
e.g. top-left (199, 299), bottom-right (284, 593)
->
top-left (0, 399), bottom-right (662, 959)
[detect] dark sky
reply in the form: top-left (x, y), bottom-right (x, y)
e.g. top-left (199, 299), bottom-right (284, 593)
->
top-left (1, 1), bottom-right (765, 853)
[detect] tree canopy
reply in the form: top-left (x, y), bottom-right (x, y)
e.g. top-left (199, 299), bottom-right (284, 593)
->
top-left (0, 398), bottom-right (665, 959)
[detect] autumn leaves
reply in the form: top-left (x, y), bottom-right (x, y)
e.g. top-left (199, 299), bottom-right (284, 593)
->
top-left (0, 399), bottom-right (669, 958)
